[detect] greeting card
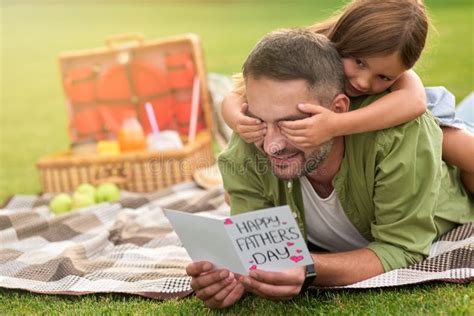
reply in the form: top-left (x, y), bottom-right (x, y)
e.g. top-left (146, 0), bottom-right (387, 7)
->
top-left (164, 205), bottom-right (313, 275)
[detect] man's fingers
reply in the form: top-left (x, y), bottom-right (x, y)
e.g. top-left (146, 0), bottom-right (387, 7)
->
top-left (212, 279), bottom-right (238, 301)
top-left (239, 268), bottom-right (305, 300)
top-left (195, 272), bottom-right (235, 301)
top-left (219, 282), bottom-right (245, 306)
top-left (250, 269), bottom-right (303, 286)
top-left (186, 261), bottom-right (213, 277)
top-left (204, 282), bottom-right (245, 309)
top-left (190, 269), bottom-right (229, 290)
top-left (241, 276), bottom-right (298, 300)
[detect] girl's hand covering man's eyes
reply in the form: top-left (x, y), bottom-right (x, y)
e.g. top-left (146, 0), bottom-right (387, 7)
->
top-left (279, 103), bottom-right (339, 149)
top-left (235, 103), bottom-right (267, 144)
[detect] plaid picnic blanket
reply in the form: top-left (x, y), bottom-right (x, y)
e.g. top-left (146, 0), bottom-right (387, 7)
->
top-left (0, 183), bottom-right (472, 299)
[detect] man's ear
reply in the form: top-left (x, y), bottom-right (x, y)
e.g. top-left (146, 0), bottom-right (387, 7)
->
top-left (330, 94), bottom-right (350, 113)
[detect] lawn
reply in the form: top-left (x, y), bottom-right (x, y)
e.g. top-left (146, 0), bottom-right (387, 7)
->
top-left (1, 0), bottom-right (473, 314)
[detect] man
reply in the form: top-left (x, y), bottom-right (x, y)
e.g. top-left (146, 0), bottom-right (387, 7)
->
top-left (186, 29), bottom-right (473, 309)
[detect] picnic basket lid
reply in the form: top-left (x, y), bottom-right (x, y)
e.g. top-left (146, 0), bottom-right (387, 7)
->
top-left (58, 33), bottom-right (213, 144)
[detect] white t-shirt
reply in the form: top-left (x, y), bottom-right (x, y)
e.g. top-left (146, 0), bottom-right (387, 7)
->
top-left (300, 176), bottom-right (369, 252)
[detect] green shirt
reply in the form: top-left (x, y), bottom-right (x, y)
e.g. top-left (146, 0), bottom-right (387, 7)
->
top-left (218, 94), bottom-right (473, 272)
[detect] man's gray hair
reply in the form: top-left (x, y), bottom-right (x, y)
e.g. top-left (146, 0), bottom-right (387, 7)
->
top-left (242, 28), bottom-right (345, 105)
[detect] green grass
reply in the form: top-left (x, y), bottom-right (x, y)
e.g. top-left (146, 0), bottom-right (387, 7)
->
top-left (1, 0), bottom-right (473, 314)
top-left (1, 283), bottom-right (473, 315)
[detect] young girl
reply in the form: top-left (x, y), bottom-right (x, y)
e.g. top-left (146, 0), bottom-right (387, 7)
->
top-left (221, 0), bottom-right (474, 193)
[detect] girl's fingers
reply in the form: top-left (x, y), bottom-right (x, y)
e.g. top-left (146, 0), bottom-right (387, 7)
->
top-left (280, 127), bottom-right (307, 137)
top-left (281, 132), bottom-right (308, 144)
top-left (291, 140), bottom-right (313, 149)
top-left (240, 103), bottom-right (263, 125)
top-left (298, 103), bottom-right (326, 114)
top-left (278, 119), bottom-right (308, 130)
top-left (239, 116), bottom-right (262, 125)
top-left (240, 102), bottom-right (249, 113)
top-left (241, 131), bottom-right (265, 141)
top-left (237, 124), bottom-right (266, 133)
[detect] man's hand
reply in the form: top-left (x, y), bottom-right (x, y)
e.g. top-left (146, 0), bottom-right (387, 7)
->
top-left (186, 261), bottom-right (245, 309)
top-left (240, 266), bottom-right (306, 301)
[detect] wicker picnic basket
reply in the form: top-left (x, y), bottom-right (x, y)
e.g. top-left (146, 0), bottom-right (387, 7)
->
top-left (37, 33), bottom-right (215, 193)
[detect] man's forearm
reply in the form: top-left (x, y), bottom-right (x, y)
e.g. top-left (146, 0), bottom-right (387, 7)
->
top-left (312, 248), bottom-right (384, 286)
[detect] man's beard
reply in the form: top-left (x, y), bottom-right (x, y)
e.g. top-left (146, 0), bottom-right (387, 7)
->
top-left (302, 139), bottom-right (334, 175)
top-left (269, 139), bottom-right (334, 180)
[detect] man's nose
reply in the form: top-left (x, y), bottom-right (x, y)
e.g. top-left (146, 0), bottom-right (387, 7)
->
top-left (263, 124), bottom-right (286, 155)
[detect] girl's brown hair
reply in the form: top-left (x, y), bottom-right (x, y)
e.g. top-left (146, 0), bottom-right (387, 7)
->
top-left (309, 0), bottom-right (429, 69)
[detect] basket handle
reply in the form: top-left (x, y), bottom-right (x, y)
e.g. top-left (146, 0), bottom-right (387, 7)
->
top-left (106, 33), bottom-right (144, 49)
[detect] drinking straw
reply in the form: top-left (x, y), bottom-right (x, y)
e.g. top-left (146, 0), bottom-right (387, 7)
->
top-left (145, 102), bottom-right (160, 134)
top-left (188, 76), bottom-right (200, 143)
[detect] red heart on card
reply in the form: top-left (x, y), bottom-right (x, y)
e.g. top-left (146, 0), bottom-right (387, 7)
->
top-left (224, 218), bottom-right (233, 225)
top-left (287, 242), bottom-right (294, 246)
top-left (296, 249), bottom-right (302, 253)
top-left (290, 256), bottom-right (304, 263)
top-left (249, 265), bottom-right (257, 271)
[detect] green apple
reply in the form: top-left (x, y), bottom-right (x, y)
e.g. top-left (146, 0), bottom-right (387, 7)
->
top-left (75, 183), bottom-right (97, 202)
top-left (49, 193), bottom-right (73, 214)
top-left (72, 192), bottom-right (96, 209)
top-left (96, 183), bottom-right (121, 202)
